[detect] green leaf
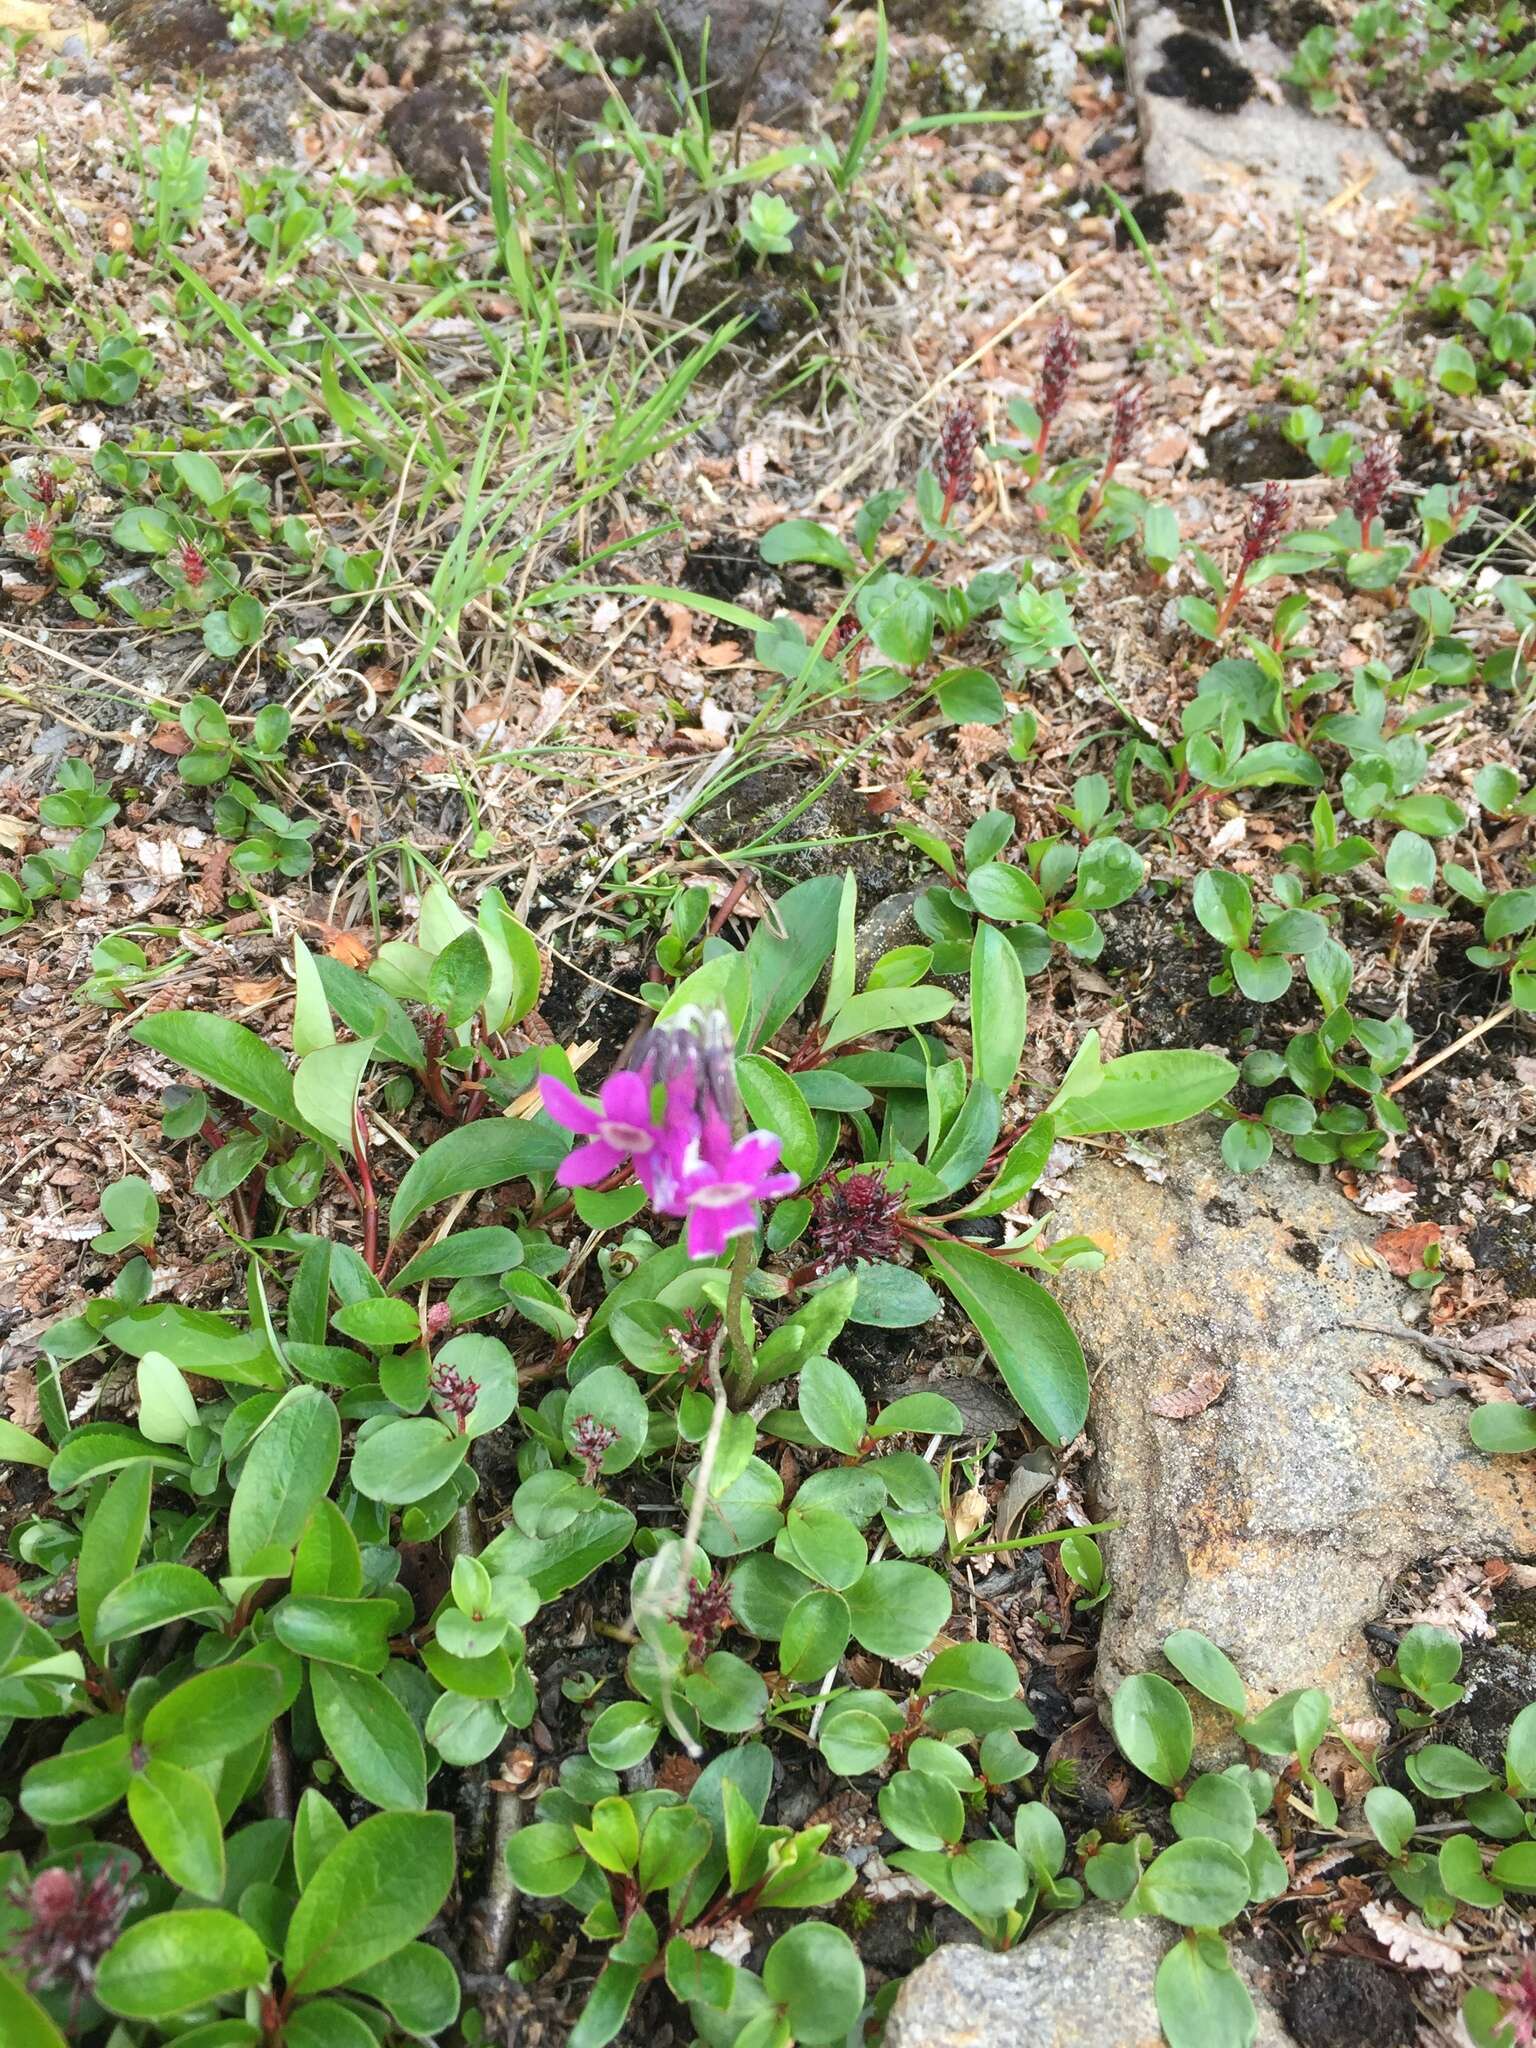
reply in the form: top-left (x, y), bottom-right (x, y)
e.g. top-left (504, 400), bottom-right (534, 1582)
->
top-left (934, 666), bottom-right (1006, 725)
top-left (311, 1664), bottom-right (427, 1811)
top-left (760, 518), bottom-right (857, 575)
top-left (920, 1641), bottom-right (1022, 1699)
top-left (1193, 871), bottom-right (1253, 950)
top-left (350, 1417), bottom-right (469, 1503)
top-left (568, 1962), bottom-right (640, 2048)
top-left (1364, 1785), bottom-right (1416, 1857)
top-left (282, 1999), bottom-right (376, 2048)
top-left (273, 1594), bottom-right (394, 1672)
top-left (294, 1037), bottom-right (374, 1153)
top-left (1134, 1839), bottom-right (1252, 1927)
top-left (1112, 1672), bottom-right (1194, 1788)
top-left (96, 1910), bottom-right (269, 2020)
top-left (879, 1765), bottom-right (965, 1849)
top-left (745, 875), bottom-right (844, 1048)
top-left (143, 1657), bottom-right (293, 1767)
top-left (1049, 1042), bottom-right (1237, 1138)
top-left (587, 1700), bottom-right (662, 1769)
top-left (736, 1054), bottom-right (817, 1184)
top-left (0, 1417), bottom-right (50, 1467)
top-left (851, 1265), bottom-right (944, 1329)
top-left (1406, 1744), bottom-right (1495, 1799)
top-left (94, 1562), bottom-right (227, 1643)
top-left (389, 1117), bottom-right (569, 1239)
top-left (762, 1923), bottom-right (865, 2045)
top-left (345, 1942), bottom-right (461, 2035)
top-left (797, 1354), bottom-right (866, 1454)
top-left (1469, 1403), bottom-right (1536, 1454)
top-left (822, 984), bottom-right (953, 1052)
top-left (1491, 1842), bottom-right (1536, 1890)
top-left (129, 1757), bottom-right (227, 1899)
top-left (967, 861), bottom-right (1046, 923)
top-left (506, 1820), bottom-right (585, 1897)
top-left (173, 451), bottom-right (225, 504)
top-left (132, 1012), bottom-right (299, 1128)
top-left (970, 922), bottom-right (1027, 1094)
top-left (21, 1734), bottom-right (132, 1825)
top-left (1170, 1774), bottom-right (1258, 1852)
top-left (1507, 1701), bottom-right (1536, 1796)
top-left (0, 1962), bottom-right (68, 2047)
top-left (777, 1588), bottom-right (850, 1681)
top-left (1163, 1631), bottom-right (1247, 1718)
top-left (228, 1387), bottom-right (340, 1575)
top-left (77, 1461), bottom-right (151, 1657)
top-left (844, 1560), bottom-right (951, 1658)
top-left (105, 1304), bottom-right (282, 1390)
top-left (1155, 1933), bottom-right (1258, 2048)
top-left (284, 1811), bottom-right (455, 1993)
top-left (923, 1238), bottom-right (1087, 1444)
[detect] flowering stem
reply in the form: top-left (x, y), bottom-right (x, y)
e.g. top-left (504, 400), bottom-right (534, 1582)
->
top-left (723, 1232), bottom-right (756, 1406)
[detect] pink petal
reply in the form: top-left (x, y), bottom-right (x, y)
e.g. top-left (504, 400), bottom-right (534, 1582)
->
top-left (732, 1131), bottom-right (784, 1179)
top-left (539, 1074), bottom-right (600, 1135)
top-left (555, 1138), bottom-right (626, 1187)
top-left (600, 1069), bottom-right (653, 1127)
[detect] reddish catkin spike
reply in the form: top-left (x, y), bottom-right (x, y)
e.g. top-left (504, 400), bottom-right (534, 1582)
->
top-left (429, 1360), bottom-right (480, 1433)
top-left (1215, 480), bottom-right (1291, 634)
top-left (1107, 383), bottom-right (1144, 470)
top-left (7, 1859), bottom-right (140, 2000)
top-left (683, 1572), bottom-right (734, 1659)
top-left (20, 518), bottom-right (52, 562)
top-left (177, 540), bottom-right (208, 589)
top-left (1035, 317), bottom-right (1079, 443)
top-left (1346, 436), bottom-right (1399, 550)
top-left (570, 1413), bottom-right (620, 1484)
top-left (809, 1168), bottom-right (906, 1274)
top-left (1087, 382), bottom-right (1144, 523)
top-left (937, 402), bottom-right (980, 506)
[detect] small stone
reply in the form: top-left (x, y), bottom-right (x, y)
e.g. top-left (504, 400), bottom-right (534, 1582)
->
top-left (1049, 1125), bottom-right (1536, 1731)
top-left (883, 1908), bottom-right (1297, 2047)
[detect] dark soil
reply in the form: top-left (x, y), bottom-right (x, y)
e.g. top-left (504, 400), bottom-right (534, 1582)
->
top-left (1202, 409), bottom-right (1317, 484)
top-left (1145, 31), bottom-right (1255, 115)
top-left (382, 83), bottom-right (491, 198)
top-left (1285, 1955), bottom-right (1418, 2048)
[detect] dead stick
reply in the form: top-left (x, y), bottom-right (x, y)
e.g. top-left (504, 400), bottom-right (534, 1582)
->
top-left (1385, 1003), bottom-right (1516, 1097)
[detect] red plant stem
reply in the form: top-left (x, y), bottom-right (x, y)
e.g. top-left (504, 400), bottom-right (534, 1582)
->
top-left (1213, 565), bottom-right (1249, 636)
top-left (1084, 454), bottom-right (1117, 527)
top-left (354, 1108), bottom-right (379, 1273)
top-left (909, 476), bottom-right (962, 579)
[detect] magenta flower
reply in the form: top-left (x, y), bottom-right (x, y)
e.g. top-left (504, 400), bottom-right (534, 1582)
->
top-left (540, 1070), bottom-right (670, 1190)
top-left (678, 1131), bottom-right (797, 1258)
top-left (540, 1009), bottom-right (799, 1258)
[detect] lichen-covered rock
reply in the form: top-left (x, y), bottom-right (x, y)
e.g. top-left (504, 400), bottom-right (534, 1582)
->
top-left (931, 0), bottom-right (1077, 115)
top-left (1049, 1126), bottom-right (1536, 1730)
top-left (883, 1908), bottom-right (1296, 2048)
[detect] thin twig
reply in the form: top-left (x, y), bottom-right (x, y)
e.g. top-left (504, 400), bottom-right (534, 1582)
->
top-left (1385, 1003), bottom-right (1516, 1096)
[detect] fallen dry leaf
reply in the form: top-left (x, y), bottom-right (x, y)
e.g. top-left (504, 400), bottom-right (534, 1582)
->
top-left (1360, 1902), bottom-right (1464, 1973)
top-left (1148, 1370), bottom-right (1229, 1419)
top-left (230, 977), bottom-right (284, 1006)
top-left (324, 929), bottom-right (373, 969)
top-left (1372, 1221), bottom-right (1441, 1274)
